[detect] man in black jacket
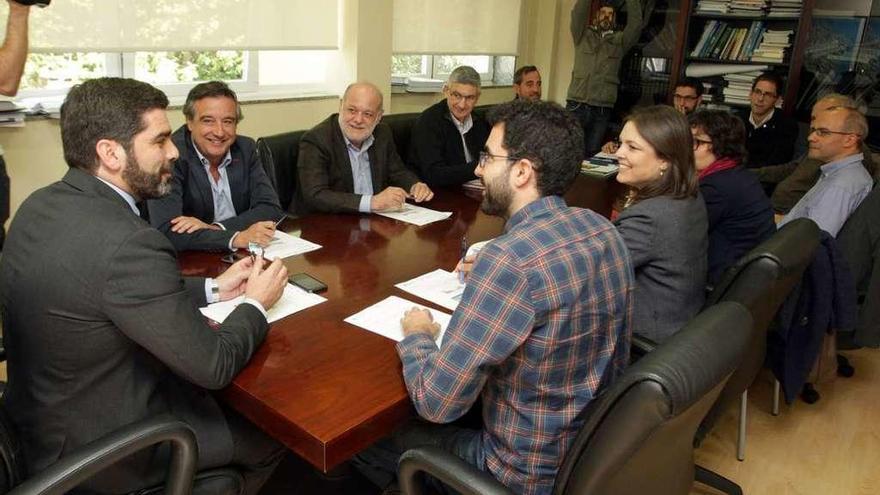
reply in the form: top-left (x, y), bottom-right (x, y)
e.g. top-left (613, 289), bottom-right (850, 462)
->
top-left (739, 72), bottom-right (799, 170)
top-left (409, 66), bottom-right (490, 187)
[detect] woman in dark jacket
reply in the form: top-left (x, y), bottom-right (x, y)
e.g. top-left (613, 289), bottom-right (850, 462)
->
top-left (613, 105), bottom-right (708, 343)
top-left (689, 110), bottom-right (776, 286)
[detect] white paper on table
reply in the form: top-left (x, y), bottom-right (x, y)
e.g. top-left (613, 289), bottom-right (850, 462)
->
top-left (396, 269), bottom-right (465, 311)
top-left (344, 295), bottom-right (452, 345)
top-left (375, 203), bottom-right (452, 226)
top-left (262, 230), bottom-right (322, 260)
top-left (200, 283), bottom-right (326, 324)
top-left (685, 63), bottom-right (769, 78)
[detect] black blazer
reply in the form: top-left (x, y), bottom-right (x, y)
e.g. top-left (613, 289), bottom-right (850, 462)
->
top-left (297, 114), bottom-right (420, 213)
top-left (408, 99), bottom-right (489, 187)
top-left (0, 168), bottom-right (268, 493)
top-left (148, 126), bottom-right (283, 252)
top-left (739, 109), bottom-right (799, 169)
top-left (700, 166), bottom-right (776, 285)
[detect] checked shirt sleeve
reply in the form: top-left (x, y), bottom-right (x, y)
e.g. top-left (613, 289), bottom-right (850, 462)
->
top-left (397, 245), bottom-right (534, 423)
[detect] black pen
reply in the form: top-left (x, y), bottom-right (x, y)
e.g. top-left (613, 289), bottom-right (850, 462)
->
top-left (458, 235), bottom-right (468, 283)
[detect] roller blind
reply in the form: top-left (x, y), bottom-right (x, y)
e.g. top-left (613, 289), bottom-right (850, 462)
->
top-left (2, 0), bottom-right (339, 52)
top-left (392, 0), bottom-right (521, 55)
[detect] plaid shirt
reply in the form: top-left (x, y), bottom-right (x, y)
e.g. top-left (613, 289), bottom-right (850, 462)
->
top-left (398, 195), bottom-right (633, 495)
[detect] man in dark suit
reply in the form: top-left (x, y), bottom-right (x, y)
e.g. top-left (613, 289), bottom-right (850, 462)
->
top-left (0, 77), bottom-right (289, 494)
top-left (148, 81), bottom-right (284, 252)
top-left (409, 66), bottom-right (490, 187)
top-left (738, 72), bottom-right (799, 170)
top-left (298, 82), bottom-right (433, 213)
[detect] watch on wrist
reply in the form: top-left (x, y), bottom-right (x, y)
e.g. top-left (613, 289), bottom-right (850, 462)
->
top-left (210, 279), bottom-right (221, 303)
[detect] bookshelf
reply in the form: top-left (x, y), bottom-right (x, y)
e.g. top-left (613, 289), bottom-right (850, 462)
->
top-left (669, 0), bottom-right (816, 114)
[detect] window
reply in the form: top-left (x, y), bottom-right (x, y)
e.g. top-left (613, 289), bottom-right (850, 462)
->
top-left (17, 49), bottom-right (337, 108)
top-left (391, 55), bottom-right (516, 85)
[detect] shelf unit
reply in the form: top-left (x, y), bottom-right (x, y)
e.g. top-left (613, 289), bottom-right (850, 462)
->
top-left (669, 0), bottom-right (816, 114)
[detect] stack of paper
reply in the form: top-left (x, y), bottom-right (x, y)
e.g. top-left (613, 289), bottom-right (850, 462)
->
top-left (768, 0), bottom-right (802, 16)
top-left (405, 77), bottom-right (444, 93)
top-left (722, 70), bottom-right (765, 106)
top-left (462, 179), bottom-right (485, 191)
top-left (730, 0), bottom-right (767, 13)
top-left (0, 100), bottom-right (25, 128)
top-left (695, 0), bottom-right (729, 13)
top-left (751, 29), bottom-right (793, 63)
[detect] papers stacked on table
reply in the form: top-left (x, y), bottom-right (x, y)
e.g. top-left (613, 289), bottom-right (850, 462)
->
top-left (200, 283), bottom-right (326, 324)
top-left (263, 230), bottom-right (322, 260)
top-left (375, 203), bottom-right (452, 226)
top-left (345, 295), bottom-right (451, 345)
top-left (582, 152), bottom-right (619, 177)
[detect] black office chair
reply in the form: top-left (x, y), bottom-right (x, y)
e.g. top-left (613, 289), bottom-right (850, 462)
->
top-left (255, 130), bottom-right (307, 215)
top-left (697, 218), bottom-right (821, 461)
top-left (380, 113), bottom-right (420, 168)
top-left (398, 302), bottom-right (753, 495)
top-left (0, 413), bottom-right (197, 495)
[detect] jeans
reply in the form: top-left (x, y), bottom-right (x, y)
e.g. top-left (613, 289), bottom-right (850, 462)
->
top-left (566, 101), bottom-right (612, 157)
top-left (352, 418), bottom-right (483, 494)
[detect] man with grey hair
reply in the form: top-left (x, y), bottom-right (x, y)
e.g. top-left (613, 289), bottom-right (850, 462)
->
top-left (148, 81), bottom-right (284, 252)
top-left (778, 105), bottom-right (873, 236)
top-left (298, 82), bottom-right (433, 213)
top-left (409, 65), bottom-right (490, 187)
top-left (753, 93), bottom-right (877, 213)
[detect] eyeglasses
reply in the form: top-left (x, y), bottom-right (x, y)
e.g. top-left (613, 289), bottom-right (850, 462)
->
top-left (693, 137), bottom-right (713, 149)
top-left (478, 151), bottom-right (519, 169)
top-left (751, 88), bottom-right (778, 99)
top-left (449, 91), bottom-right (478, 104)
top-left (674, 93), bottom-right (698, 102)
top-left (809, 127), bottom-right (858, 138)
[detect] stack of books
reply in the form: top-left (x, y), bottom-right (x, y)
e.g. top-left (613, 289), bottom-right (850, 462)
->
top-left (695, 0), bottom-right (730, 14)
top-left (768, 0), bottom-right (802, 16)
top-left (751, 29), bottom-right (793, 63)
top-left (729, 0), bottom-right (768, 14)
top-left (721, 70), bottom-right (764, 106)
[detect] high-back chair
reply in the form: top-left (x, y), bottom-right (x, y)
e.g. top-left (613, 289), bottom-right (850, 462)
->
top-left (398, 302), bottom-right (754, 495)
top-left (699, 217), bottom-right (821, 460)
top-left (255, 130), bottom-right (307, 215)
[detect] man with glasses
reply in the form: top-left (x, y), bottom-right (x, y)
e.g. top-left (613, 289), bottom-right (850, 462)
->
top-left (673, 77), bottom-right (704, 115)
top-left (778, 106), bottom-right (872, 236)
top-left (752, 93), bottom-right (877, 213)
top-left (298, 82), bottom-right (433, 213)
top-left (739, 72), bottom-right (798, 169)
top-left (409, 65), bottom-right (490, 187)
top-left (355, 100), bottom-right (633, 495)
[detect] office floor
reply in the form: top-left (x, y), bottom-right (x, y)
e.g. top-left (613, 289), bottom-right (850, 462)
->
top-left (2, 348), bottom-right (877, 494)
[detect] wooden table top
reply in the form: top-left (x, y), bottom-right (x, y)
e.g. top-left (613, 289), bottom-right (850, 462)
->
top-left (177, 173), bottom-right (620, 472)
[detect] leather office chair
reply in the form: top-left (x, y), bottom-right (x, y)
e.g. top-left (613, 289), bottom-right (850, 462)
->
top-left (837, 181), bottom-right (880, 348)
top-left (0, 410), bottom-right (245, 495)
top-left (255, 130), bottom-right (307, 215)
top-left (697, 217), bottom-right (821, 461)
top-left (380, 113), bottom-right (420, 168)
top-left (398, 302), bottom-right (753, 495)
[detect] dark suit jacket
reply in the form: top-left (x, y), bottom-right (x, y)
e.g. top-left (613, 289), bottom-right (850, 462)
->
top-left (738, 109), bottom-right (799, 169)
top-left (148, 126), bottom-right (283, 252)
top-left (700, 166), bottom-right (776, 285)
top-left (298, 114), bottom-right (420, 213)
top-left (408, 99), bottom-right (489, 187)
top-left (614, 194), bottom-right (708, 343)
top-left (0, 168), bottom-right (269, 493)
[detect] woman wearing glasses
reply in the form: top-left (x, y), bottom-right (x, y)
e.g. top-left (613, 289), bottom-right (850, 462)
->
top-left (613, 105), bottom-right (707, 344)
top-left (690, 109), bottom-right (776, 286)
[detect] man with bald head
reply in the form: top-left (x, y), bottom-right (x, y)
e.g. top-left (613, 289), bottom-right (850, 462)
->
top-left (778, 105), bottom-right (873, 236)
top-left (298, 82), bottom-right (433, 213)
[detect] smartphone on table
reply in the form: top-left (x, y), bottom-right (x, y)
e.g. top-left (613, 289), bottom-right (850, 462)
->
top-left (289, 273), bottom-right (328, 293)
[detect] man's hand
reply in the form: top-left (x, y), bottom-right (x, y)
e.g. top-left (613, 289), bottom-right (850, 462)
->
top-left (401, 307), bottom-right (441, 339)
top-left (214, 257), bottom-right (254, 301)
top-left (233, 221), bottom-right (276, 248)
top-left (244, 256), bottom-right (288, 310)
top-left (454, 255), bottom-right (476, 282)
top-left (409, 182), bottom-right (434, 203)
top-left (170, 216), bottom-right (220, 234)
top-left (371, 186), bottom-right (408, 212)
top-left (601, 141), bottom-right (619, 154)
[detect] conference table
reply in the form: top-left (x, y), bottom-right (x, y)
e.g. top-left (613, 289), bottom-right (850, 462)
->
top-left (178, 172), bottom-right (622, 473)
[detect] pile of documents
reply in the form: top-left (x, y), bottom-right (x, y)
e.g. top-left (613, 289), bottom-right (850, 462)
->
top-left (722, 70), bottom-right (765, 106)
top-left (751, 29), bottom-right (793, 63)
top-left (581, 152), bottom-right (619, 177)
top-left (695, 0), bottom-right (730, 13)
top-left (0, 100), bottom-right (25, 128)
top-left (768, 0), bottom-right (802, 16)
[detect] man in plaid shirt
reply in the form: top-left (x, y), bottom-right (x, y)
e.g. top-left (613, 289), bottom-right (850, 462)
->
top-left (356, 99), bottom-right (633, 495)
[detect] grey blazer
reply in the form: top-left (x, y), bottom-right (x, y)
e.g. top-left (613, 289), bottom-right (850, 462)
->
top-left (0, 168), bottom-right (268, 493)
top-left (614, 194), bottom-right (708, 343)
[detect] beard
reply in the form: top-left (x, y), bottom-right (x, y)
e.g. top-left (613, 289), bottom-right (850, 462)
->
top-left (122, 152), bottom-right (172, 200)
top-left (597, 18), bottom-right (613, 31)
top-left (480, 173), bottom-right (513, 217)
